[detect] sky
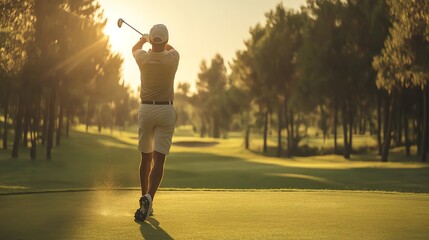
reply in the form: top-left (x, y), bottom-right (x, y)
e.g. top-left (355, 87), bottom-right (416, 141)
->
top-left (99, 0), bottom-right (307, 93)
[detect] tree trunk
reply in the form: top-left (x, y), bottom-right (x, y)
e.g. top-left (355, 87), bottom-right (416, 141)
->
top-left (12, 98), bottom-right (23, 158)
top-left (358, 107), bottom-right (363, 134)
top-left (342, 103), bottom-right (350, 159)
top-left (243, 111), bottom-right (250, 150)
top-left (41, 97), bottom-right (49, 145)
top-left (29, 103), bottom-right (38, 160)
top-left (369, 114), bottom-right (374, 135)
top-left (276, 105), bottom-right (282, 157)
top-left (30, 129), bottom-right (36, 160)
top-left (334, 100), bottom-right (338, 154)
top-left (295, 113), bottom-right (299, 141)
top-left (382, 92), bottom-right (396, 162)
top-left (319, 105), bottom-right (327, 143)
top-left (22, 109), bottom-right (29, 148)
top-left (263, 108), bottom-right (269, 153)
top-left (30, 98), bottom-right (42, 160)
top-left (213, 114), bottom-right (220, 138)
top-left (290, 109), bottom-right (295, 154)
top-left (66, 109), bottom-right (70, 137)
top-left (377, 91), bottom-right (382, 155)
top-left (0, 102), bottom-right (2, 140)
top-left (396, 100), bottom-right (403, 146)
top-left (46, 87), bottom-right (56, 160)
top-left (2, 91), bottom-right (9, 150)
top-left (404, 100), bottom-right (410, 156)
top-left (354, 106), bottom-right (358, 135)
top-left (56, 102), bottom-right (63, 146)
top-left (396, 106), bottom-right (403, 146)
top-left (85, 99), bottom-right (90, 133)
top-left (97, 110), bottom-right (102, 133)
top-left (245, 126), bottom-right (250, 150)
top-left (284, 105), bottom-right (291, 157)
top-left (362, 112), bottom-right (367, 135)
top-left (200, 122), bottom-right (206, 138)
top-left (411, 119), bottom-right (417, 148)
top-left (416, 93), bottom-right (422, 156)
top-left (208, 118), bottom-right (213, 138)
top-left (383, 93), bottom-right (389, 144)
top-left (420, 86), bottom-right (428, 162)
top-left (110, 109), bottom-right (114, 135)
top-left (349, 107), bottom-right (353, 154)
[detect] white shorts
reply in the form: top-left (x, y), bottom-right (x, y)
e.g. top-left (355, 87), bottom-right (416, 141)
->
top-left (137, 104), bottom-right (176, 155)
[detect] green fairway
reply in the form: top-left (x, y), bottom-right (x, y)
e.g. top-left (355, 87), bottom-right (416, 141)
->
top-left (1, 127), bottom-right (429, 239)
top-left (0, 190), bottom-right (428, 240)
top-left (1, 126), bottom-right (428, 194)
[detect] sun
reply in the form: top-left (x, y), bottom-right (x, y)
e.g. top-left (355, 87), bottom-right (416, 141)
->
top-left (102, 17), bottom-right (144, 93)
top-left (103, 19), bottom-right (126, 53)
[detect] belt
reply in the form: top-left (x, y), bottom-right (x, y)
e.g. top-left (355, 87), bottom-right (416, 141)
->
top-left (141, 100), bottom-right (173, 105)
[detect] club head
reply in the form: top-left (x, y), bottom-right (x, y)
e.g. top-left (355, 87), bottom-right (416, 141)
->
top-left (117, 18), bottom-right (123, 28)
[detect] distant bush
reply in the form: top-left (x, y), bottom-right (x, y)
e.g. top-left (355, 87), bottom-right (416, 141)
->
top-left (293, 144), bottom-right (377, 157)
top-left (293, 144), bottom-right (319, 156)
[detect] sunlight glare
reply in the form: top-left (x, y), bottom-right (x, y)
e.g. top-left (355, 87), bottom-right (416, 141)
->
top-left (103, 21), bottom-right (125, 53)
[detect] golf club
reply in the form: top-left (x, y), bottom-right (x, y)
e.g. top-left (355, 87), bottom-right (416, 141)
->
top-left (117, 18), bottom-right (144, 36)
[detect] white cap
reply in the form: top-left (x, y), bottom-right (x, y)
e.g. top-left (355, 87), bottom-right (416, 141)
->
top-left (149, 24), bottom-right (169, 44)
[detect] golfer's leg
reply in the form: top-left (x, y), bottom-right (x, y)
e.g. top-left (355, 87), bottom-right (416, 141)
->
top-left (148, 151), bottom-right (166, 200)
top-left (140, 152), bottom-right (153, 196)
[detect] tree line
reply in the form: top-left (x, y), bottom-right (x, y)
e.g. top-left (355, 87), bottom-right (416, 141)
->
top-left (0, 0), bottom-right (136, 160)
top-left (179, 0), bottom-right (428, 162)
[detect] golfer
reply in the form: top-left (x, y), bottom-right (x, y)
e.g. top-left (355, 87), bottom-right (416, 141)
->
top-left (132, 24), bottom-right (179, 222)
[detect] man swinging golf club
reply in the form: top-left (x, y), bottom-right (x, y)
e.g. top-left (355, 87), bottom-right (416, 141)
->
top-left (132, 24), bottom-right (179, 222)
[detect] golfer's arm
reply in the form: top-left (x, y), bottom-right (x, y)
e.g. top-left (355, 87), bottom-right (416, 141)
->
top-left (132, 38), bottom-right (146, 55)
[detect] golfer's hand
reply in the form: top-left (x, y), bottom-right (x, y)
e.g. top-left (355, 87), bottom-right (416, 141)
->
top-left (140, 34), bottom-right (149, 42)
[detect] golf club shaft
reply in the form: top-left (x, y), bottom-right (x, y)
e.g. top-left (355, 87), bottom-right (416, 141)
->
top-left (123, 21), bottom-right (144, 36)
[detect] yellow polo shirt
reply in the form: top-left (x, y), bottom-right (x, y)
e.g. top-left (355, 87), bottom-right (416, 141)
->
top-left (133, 49), bottom-right (180, 101)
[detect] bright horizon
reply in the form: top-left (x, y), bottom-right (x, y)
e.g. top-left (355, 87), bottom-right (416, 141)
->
top-left (100, 0), bottom-right (306, 94)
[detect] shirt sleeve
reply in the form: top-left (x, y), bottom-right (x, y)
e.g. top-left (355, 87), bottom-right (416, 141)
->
top-left (133, 49), bottom-right (148, 65)
top-left (167, 49), bottom-right (180, 63)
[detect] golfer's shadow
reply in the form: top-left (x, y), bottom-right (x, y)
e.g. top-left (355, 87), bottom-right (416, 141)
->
top-left (135, 217), bottom-right (173, 240)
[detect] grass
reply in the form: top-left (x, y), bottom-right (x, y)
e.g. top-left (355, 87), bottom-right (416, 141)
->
top-left (1, 125), bottom-right (429, 239)
top-left (0, 190), bottom-right (428, 239)
top-left (0, 125), bottom-right (428, 194)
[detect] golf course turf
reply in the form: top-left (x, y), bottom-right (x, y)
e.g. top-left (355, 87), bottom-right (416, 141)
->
top-left (0, 190), bottom-right (428, 239)
top-left (1, 127), bottom-right (429, 239)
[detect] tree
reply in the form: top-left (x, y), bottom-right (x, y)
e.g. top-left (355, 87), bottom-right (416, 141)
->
top-left (194, 55), bottom-right (228, 138)
top-left (174, 82), bottom-right (193, 127)
top-left (0, 0), bottom-right (34, 151)
top-left (230, 49), bottom-right (258, 149)
top-left (253, 5), bottom-right (307, 157)
top-left (299, 0), bottom-right (352, 157)
top-left (2, 0), bottom-right (127, 160)
top-left (230, 23), bottom-right (269, 150)
top-left (299, 0), bottom-right (389, 159)
top-left (373, 0), bottom-right (429, 162)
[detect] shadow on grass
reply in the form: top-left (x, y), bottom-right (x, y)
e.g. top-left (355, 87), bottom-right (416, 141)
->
top-left (166, 151), bottom-right (429, 193)
top-left (173, 141), bottom-right (219, 147)
top-left (136, 217), bottom-right (173, 240)
top-left (249, 145), bottom-right (382, 158)
top-left (249, 145), bottom-right (424, 164)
